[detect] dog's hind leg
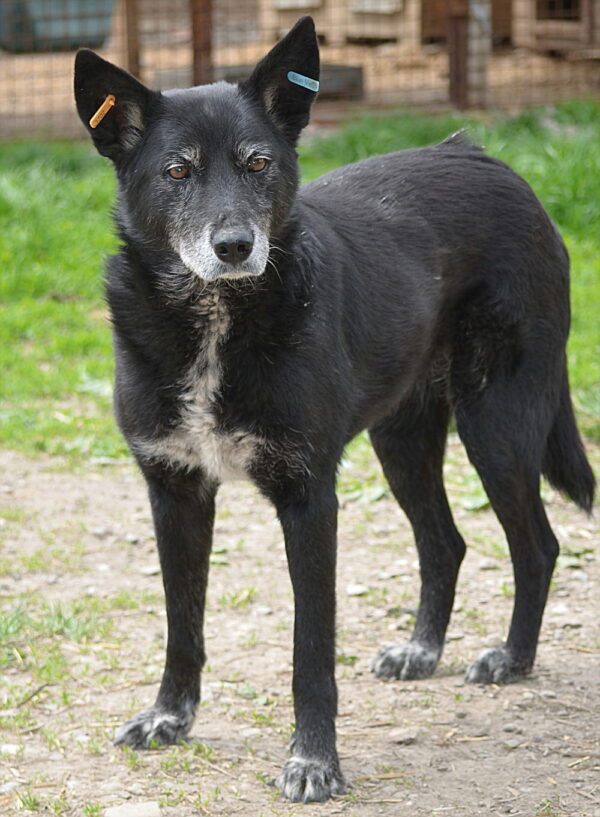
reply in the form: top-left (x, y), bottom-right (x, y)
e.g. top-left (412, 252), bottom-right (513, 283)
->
top-left (114, 467), bottom-right (216, 748)
top-left (370, 391), bottom-right (466, 680)
top-left (454, 378), bottom-right (560, 684)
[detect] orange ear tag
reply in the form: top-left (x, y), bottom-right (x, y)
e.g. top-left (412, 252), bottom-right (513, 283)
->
top-left (89, 94), bottom-right (116, 128)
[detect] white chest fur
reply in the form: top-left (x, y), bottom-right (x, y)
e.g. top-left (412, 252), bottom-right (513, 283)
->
top-left (132, 293), bottom-right (261, 483)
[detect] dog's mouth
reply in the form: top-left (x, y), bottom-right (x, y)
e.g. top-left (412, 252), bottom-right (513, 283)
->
top-left (207, 265), bottom-right (266, 282)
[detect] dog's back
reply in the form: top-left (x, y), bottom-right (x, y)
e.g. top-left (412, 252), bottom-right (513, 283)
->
top-left (302, 134), bottom-right (568, 317)
top-left (288, 136), bottom-right (570, 436)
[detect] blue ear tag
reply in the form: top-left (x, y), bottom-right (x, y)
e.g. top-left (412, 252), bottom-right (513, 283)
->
top-left (287, 71), bottom-right (320, 93)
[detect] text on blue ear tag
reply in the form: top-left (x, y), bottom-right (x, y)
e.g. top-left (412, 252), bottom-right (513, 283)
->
top-left (287, 71), bottom-right (320, 93)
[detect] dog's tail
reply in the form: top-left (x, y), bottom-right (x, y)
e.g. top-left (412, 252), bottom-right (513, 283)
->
top-left (542, 368), bottom-right (596, 513)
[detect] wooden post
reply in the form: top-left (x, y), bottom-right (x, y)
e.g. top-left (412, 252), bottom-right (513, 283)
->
top-left (191, 0), bottom-right (213, 86)
top-left (581, 0), bottom-right (595, 45)
top-left (124, 0), bottom-right (140, 79)
top-left (448, 0), bottom-right (469, 108)
top-left (467, 0), bottom-right (491, 108)
top-left (448, 0), bottom-right (491, 109)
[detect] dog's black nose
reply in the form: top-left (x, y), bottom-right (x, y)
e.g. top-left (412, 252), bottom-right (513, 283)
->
top-left (212, 229), bottom-right (254, 264)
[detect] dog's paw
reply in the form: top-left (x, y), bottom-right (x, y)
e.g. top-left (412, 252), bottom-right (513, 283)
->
top-left (114, 707), bottom-right (192, 749)
top-left (278, 756), bottom-right (346, 803)
top-left (465, 647), bottom-right (527, 684)
top-left (371, 642), bottom-right (440, 680)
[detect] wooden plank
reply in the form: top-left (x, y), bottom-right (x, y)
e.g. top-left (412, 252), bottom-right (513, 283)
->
top-left (124, 0), bottom-right (140, 78)
top-left (191, 0), bottom-right (213, 85)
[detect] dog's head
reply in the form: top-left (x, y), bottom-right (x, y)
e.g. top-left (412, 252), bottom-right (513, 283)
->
top-left (74, 17), bottom-right (319, 284)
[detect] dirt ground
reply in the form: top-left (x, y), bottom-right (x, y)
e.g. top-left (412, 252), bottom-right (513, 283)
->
top-left (0, 438), bottom-right (598, 817)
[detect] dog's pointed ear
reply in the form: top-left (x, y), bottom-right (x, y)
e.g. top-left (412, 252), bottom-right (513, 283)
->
top-left (74, 49), bottom-right (159, 163)
top-left (241, 16), bottom-right (319, 143)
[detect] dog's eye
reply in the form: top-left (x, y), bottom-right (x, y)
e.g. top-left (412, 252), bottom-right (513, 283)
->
top-left (247, 157), bottom-right (268, 173)
top-left (167, 165), bottom-right (189, 180)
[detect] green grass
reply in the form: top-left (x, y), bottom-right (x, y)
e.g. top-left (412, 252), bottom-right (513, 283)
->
top-left (0, 141), bottom-right (122, 459)
top-left (0, 597), bottom-right (114, 671)
top-left (0, 99), bottom-right (598, 460)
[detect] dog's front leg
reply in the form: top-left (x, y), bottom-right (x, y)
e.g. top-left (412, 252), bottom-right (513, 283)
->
top-left (114, 468), bottom-right (216, 749)
top-left (276, 486), bottom-right (346, 802)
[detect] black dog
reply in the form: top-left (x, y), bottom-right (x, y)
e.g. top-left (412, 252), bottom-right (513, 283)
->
top-left (74, 17), bottom-right (595, 802)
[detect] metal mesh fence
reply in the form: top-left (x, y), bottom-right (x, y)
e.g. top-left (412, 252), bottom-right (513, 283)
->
top-left (0, 0), bottom-right (598, 140)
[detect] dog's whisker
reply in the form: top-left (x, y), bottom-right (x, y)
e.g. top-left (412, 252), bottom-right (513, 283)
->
top-left (266, 255), bottom-right (283, 285)
top-left (269, 240), bottom-right (292, 258)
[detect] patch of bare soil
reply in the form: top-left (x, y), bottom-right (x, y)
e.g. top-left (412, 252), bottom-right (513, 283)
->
top-left (0, 438), bottom-right (598, 817)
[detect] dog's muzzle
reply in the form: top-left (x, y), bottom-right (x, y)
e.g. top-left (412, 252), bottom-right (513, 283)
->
top-left (175, 224), bottom-right (269, 281)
